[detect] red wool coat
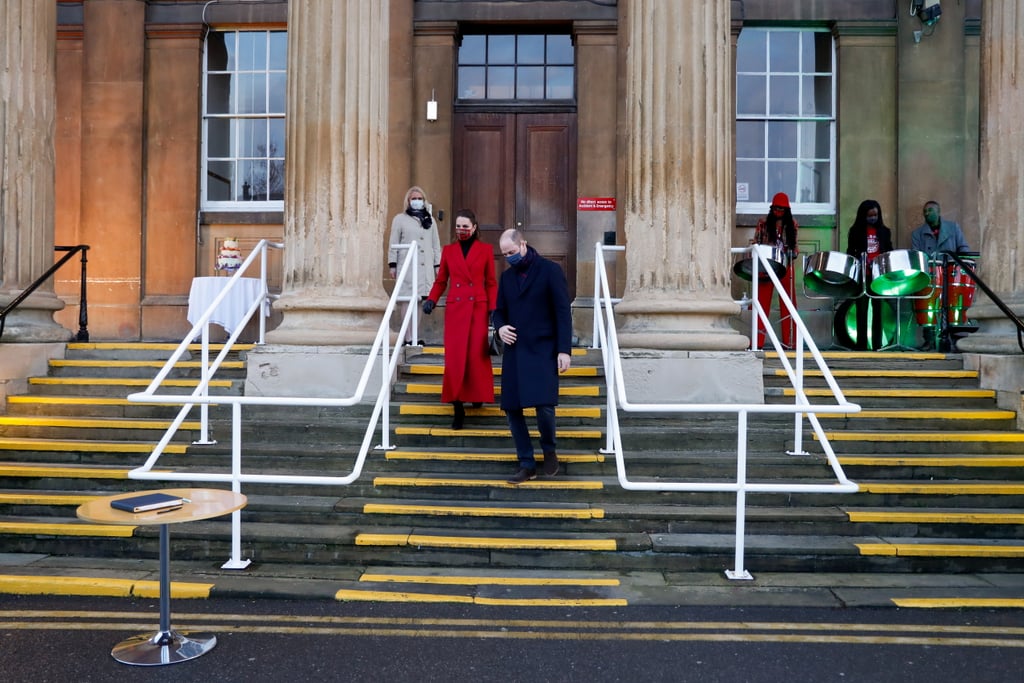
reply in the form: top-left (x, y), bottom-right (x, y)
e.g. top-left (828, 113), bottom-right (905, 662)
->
top-left (427, 239), bottom-right (498, 404)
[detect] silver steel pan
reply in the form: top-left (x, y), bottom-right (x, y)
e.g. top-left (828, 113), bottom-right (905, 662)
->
top-left (803, 251), bottom-right (861, 298)
top-left (734, 245), bottom-right (787, 281)
top-left (869, 249), bottom-right (931, 296)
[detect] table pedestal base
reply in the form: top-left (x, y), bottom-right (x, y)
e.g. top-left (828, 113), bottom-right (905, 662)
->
top-left (112, 629), bottom-right (217, 666)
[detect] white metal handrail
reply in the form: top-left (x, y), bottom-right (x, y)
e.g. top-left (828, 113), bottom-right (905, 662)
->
top-left (126, 241), bottom-right (422, 568)
top-left (592, 242), bottom-right (860, 580)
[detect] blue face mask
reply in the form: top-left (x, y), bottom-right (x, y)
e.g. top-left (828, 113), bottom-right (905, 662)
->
top-left (506, 252), bottom-right (523, 266)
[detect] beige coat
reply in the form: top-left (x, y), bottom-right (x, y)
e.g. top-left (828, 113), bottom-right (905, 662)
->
top-left (388, 210), bottom-right (442, 298)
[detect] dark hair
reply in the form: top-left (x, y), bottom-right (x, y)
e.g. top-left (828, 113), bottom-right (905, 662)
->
top-left (761, 205), bottom-right (797, 251)
top-left (851, 199), bottom-right (888, 231)
top-left (454, 209), bottom-right (478, 227)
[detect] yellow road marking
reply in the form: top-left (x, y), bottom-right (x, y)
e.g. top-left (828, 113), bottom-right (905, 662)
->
top-left (372, 476), bottom-right (603, 490)
top-left (847, 510), bottom-right (1024, 524)
top-left (856, 543), bottom-right (1024, 557)
top-left (359, 573), bottom-right (619, 586)
top-left (0, 576), bottom-right (212, 599)
top-left (0, 522), bottom-right (136, 537)
top-left (356, 533), bottom-right (617, 551)
top-left (335, 589), bottom-right (474, 604)
top-left (892, 598), bottom-right (1024, 609)
top-left (362, 503), bottom-right (604, 519)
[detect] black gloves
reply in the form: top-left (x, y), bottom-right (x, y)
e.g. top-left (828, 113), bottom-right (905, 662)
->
top-left (422, 299), bottom-right (435, 315)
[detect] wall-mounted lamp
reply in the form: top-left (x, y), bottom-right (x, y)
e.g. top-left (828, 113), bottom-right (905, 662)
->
top-left (426, 88), bottom-right (438, 122)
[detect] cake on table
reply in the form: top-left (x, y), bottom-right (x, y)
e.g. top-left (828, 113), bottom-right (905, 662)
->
top-left (215, 238), bottom-right (243, 273)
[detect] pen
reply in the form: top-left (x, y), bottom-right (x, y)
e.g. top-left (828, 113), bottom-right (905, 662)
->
top-left (181, 498), bottom-right (192, 503)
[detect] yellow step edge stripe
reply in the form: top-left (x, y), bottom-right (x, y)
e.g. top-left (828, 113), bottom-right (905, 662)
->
top-left (859, 483), bottom-right (1024, 494)
top-left (0, 464), bottom-right (134, 478)
top-left (0, 575), bottom-right (212, 599)
top-left (817, 410), bottom-right (1015, 420)
top-left (892, 598), bottom-right (1024, 609)
top-left (29, 377), bottom-right (233, 387)
top-left (395, 427), bottom-right (602, 439)
top-left (0, 441), bottom-right (188, 454)
top-left (399, 405), bottom-right (602, 418)
top-left (385, 450), bottom-right (604, 463)
top-left (772, 351), bottom-right (943, 360)
top-left (50, 360), bottom-right (244, 369)
top-left (404, 383), bottom-right (600, 397)
top-left (363, 503), bottom-right (604, 519)
top-left (847, 511), bottom-right (1024, 524)
top-left (356, 533), bottom-right (617, 551)
top-left (372, 476), bottom-right (604, 490)
top-left (774, 369), bottom-right (977, 378)
top-left (784, 388), bottom-right (994, 398)
top-left (68, 342), bottom-right (253, 351)
top-left (856, 543), bottom-right (1024, 558)
top-left (420, 347), bottom-right (590, 357)
top-left (0, 493), bottom-right (99, 506)
top-left (0, 417), bottom-right (201, 430)
top-left (358, 573), bottom-right (619, 586)
top-left (840, 456), bottom-right (1024, 467)
top-left (823, 432), bottom-right (1024, 442)
top-left (407, 364), bottom-right (599, 377)
top-left (6, 396), bottom-right (208, 407)
top-left (0, 522), bottom-right (136, 538)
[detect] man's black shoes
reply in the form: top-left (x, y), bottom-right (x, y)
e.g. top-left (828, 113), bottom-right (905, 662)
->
top-left (507, 468), bottom-right (536, 485)
top-left (541, 452), bottom-right (559, 477)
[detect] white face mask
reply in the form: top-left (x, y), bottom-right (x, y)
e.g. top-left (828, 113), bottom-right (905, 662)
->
top-left (409, 199), bottom-right (425, 211)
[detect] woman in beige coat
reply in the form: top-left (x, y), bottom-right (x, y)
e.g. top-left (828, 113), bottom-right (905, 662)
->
top-left (388, 185), bottom-right (442, 344)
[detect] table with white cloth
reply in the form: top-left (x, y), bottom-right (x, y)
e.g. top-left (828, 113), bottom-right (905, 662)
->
top-left (187, 276), bottom-right (267, 337)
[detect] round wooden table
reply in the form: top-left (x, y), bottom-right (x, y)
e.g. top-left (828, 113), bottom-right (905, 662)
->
top-left (77, 488), bottom-right (247, 666)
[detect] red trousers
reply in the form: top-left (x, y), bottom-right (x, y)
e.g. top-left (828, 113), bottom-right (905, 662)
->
top-left (755, 266), bottom-right (796, 349)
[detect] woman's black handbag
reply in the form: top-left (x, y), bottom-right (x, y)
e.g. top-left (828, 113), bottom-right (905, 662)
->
top-left (488, 327), bottom-right (503, 356)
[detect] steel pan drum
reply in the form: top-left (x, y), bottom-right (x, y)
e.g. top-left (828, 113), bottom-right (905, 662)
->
top-left (834, 297), bottom-right (897, 350)
top-left (869, 249), bottom-right (931, 296)
top-left (803, 251), bottom-right (861, 298)
top-left (734, 245), bottom-right (787, 281)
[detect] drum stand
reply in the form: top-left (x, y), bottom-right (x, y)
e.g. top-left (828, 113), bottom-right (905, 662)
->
top-left (873, 291), bottom-right (919, 352)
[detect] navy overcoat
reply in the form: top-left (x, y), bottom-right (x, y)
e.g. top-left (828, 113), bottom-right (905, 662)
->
top-left (491, 247), bottom-right (572, 410)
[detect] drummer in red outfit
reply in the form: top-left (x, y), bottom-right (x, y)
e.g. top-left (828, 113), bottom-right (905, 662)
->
top-left (846, 199), bottom-right (895, 350)
top-left (752, 192), bottom-right (798, 349)
top-left (421, 209), bottom-right (498, 430)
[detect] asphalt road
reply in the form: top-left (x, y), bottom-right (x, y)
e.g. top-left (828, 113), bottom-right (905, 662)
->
top-left (1, 595), bottom-right (1022, 682)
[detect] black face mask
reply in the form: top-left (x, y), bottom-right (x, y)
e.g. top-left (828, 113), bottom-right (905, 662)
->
top-left (865, 216), bottom-right (878, 225)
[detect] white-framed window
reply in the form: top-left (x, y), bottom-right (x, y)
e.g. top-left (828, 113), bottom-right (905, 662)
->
top-left (735, 28), bottom-right (835, 215)
top-left (202, 30), bottom-right (287, 210)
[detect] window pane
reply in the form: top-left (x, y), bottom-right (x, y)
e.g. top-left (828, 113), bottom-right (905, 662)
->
top-left (804, 32), bottom-right (833, 72)
top-left (800, 121), bottom-right (831, 160)
top-left (736, 29), bottom-right (765, 73)
top-left (736, 160), bottom-right (765, 204)
top-left (460, 35), bottom-right (486, 64)
top-left (546, 66), bottom-right (574, 99)
top-left (238, 119), bottom-right (267, 158)
top-left (736, 75), bottom-right (766, 115)
top-left (269, 119), bottom-right (286, 157)
top-left (488, 35), bottom-right (515, 64)
top-left (798, 161), bottom-right (831, 203)
top-left (487, 66), bottom-right (514, 98)
top-left (268, 31), bottom-right (287, 70)
top-left (769, 32), bottom-right (799, 72)
top-left (269, 160), bottom-right (285, 201)
top-left (237, 73), bottom-right (267, 114)
top-left (801, 75), bottom-right (832, 117)
top-left (237, 160), bottom-right (267, 201)
top-left (458, 66), bottom-right (486, 99)
top-left (736, 121), bottom-right (765, 158)
top-left (547, 34), bottom-right (573, 65)
top-left (207, 160), bottom-right (233, 201)
top-left (768, 75), bottom-right (799, 115)
top-left (207, 32), bottom-right (229, 71)
top-left (207, 117), bottom-right (232, 157)
top-left (517, 35), bottom-right (544, 64)
top-left (766, 161), bottom-right (798, 200)
top-left (268, 72), bottom-right (287, 113)
top-left (517, 66), bottom-right (544, 99)
top-left (236, 32), bottom-right (267, 71)
top-left (206, 74), bottom-right (232, 114)
top-left (767, 121), bottom-right (798, 158)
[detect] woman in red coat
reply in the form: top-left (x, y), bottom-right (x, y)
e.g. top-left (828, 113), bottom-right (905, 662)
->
top-left (421, 209), bottom-right (497, 429)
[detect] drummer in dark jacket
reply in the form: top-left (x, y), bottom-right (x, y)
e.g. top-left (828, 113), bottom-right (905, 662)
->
top-left (492, 229), bottom-right (573, 485)
top-left (846, 199), bottom-right (894, 350)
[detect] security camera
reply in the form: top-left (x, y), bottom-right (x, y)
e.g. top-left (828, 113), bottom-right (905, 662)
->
top-left (911, 0), bottom-right (941, 27)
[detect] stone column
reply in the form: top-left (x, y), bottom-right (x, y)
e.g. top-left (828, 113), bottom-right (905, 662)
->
top-left (615, 0), bottom-right (746, 351)
top-left (957, 1), bottom-right (1024, 355)
top-left (266, 0), bottom-right (390, 345)
top-left (0, 0), bottom-right (67, 342)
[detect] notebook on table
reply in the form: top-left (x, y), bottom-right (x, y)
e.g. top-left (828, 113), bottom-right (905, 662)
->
top-left (110, 492), bottom-right (184, 514)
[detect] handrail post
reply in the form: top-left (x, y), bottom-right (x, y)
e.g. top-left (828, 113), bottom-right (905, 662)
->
top-left (75, 246), bottom-right (90, 341)
top-left (725, 410), bottom-right (753, 580)
top-left (222, 401), bottom-right (251, 569)
top-left (194, 324), bottom-right (215, 445)
top-left (791, 324), bottom-right (806, 455)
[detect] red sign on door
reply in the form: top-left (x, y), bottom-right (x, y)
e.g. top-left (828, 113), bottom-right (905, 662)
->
top-left (577, 197), bottom-right (616, 211)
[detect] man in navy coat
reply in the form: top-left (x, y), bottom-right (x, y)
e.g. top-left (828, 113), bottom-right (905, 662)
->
top-left (493, 229), bottom-right (573, 484)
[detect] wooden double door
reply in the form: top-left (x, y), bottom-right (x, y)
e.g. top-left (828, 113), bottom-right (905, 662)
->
top-left (452, 112), bottom-right (577, 297)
